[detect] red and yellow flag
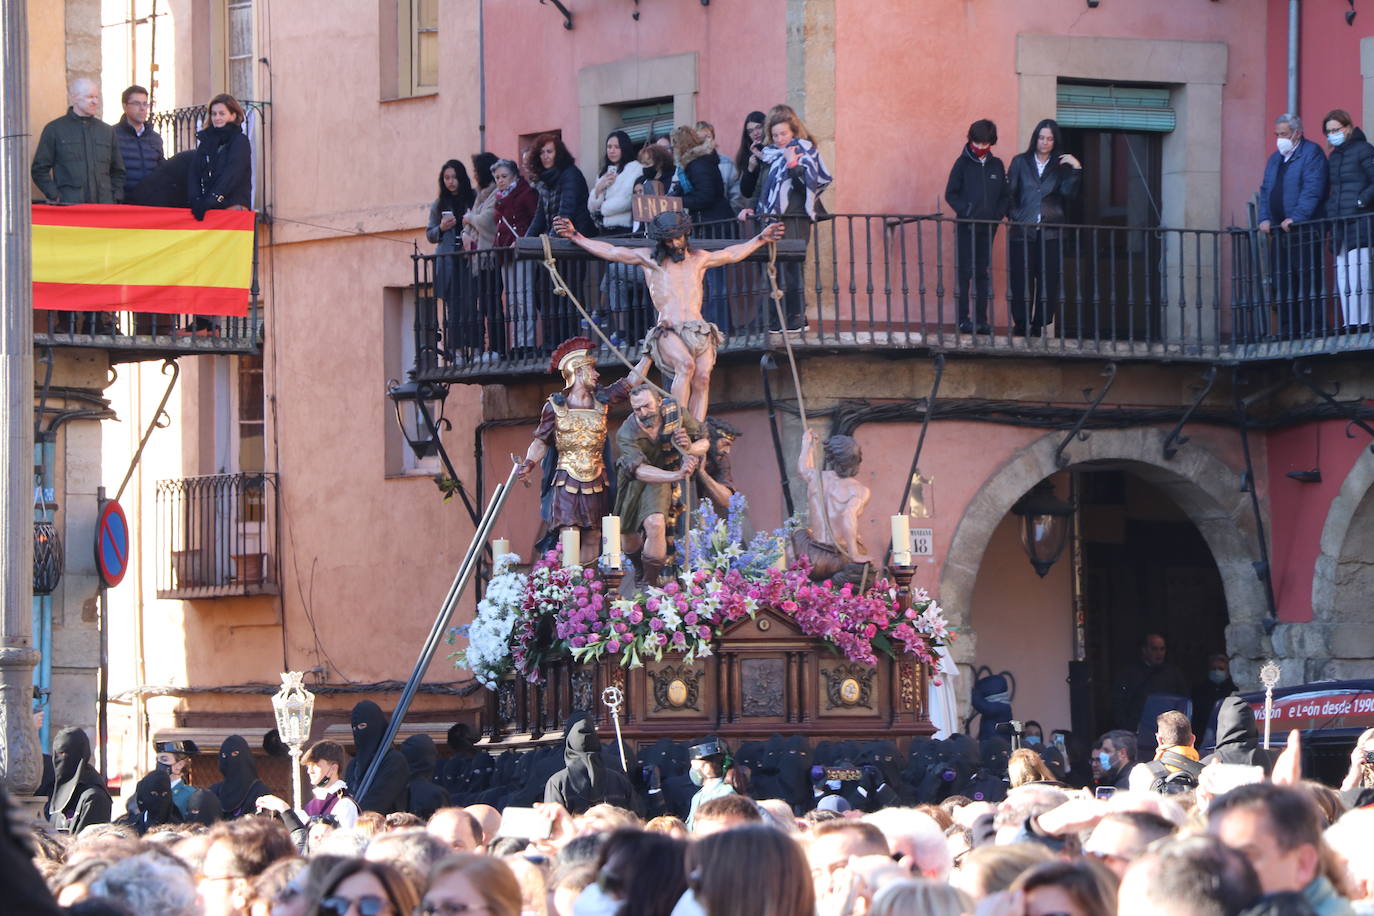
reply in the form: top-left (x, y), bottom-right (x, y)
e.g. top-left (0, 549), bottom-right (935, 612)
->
top-left (32, 204), bottom-right (255, 316)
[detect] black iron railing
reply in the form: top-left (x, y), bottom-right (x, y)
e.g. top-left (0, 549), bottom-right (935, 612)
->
top-left (155, 472), bottom-right (278, 599)
top-left (149, 99), bottom-right (269, 159)
top-left (34, 296), bottom-right (261, 361)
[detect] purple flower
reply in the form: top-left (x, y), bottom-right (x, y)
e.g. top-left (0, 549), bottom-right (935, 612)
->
top-left (649, 618), bottom-right (664, 631)
top-left (628, 609), bottom-right (644, 624)
top-left (570, 636), bottom-right (587, 648)
top-left (607, 640), bottom-right (622, 653)
top-left (671, 631), bottom-right (686, 645)
top-left (684, 612), bottom-right (699, 626)
top-left (697, 626), bottom-right (712, 640)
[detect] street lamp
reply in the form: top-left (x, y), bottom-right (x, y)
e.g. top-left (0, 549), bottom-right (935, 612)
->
top-left (1011, 480), bottom-right (1073, 578)
top-left (387, 374), bottom-right (450, 460)
top-left (270, 671), bottom-right (315, 812)
top-left (33, 520), bottom-right (63, 596)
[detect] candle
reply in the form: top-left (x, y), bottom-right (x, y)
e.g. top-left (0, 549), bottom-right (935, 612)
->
top-left (772, 536), bottom-right (788, 571)
top-left (891, 514), bottom-right (912, 566)
top-left (492, 538), bottom-right (510, 558)
top-left (560, 528), bottom-right (581, 568)
top-left (602, 516), bottom-right (621, 569)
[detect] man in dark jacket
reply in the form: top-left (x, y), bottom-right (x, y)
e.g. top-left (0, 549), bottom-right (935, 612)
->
top-left (31, 78), bottom-right (126, 203)
top-left (543, 713), bottom-right (638, 814)
top-left (1202, 696), bottom-right (1278, 774)
top-left (44, 727), bottom-right (112, 834)
top-left (401, 734), bottom-right (450, 820)
top-left (1112, 633), bottom-right (1190, 731)
top-left (344, 700), bottom-right (411, 814)
top-left (1258, 113), bottom-right (1329, 339)
top-left (945, 119), bottom-right (1009, 334)
top-left (113, 85), bottom-right (164, 194)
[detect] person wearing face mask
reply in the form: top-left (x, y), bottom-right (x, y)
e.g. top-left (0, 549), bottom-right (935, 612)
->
top-left (1093, 729), bottom-right (1138, 790)
top-left (344, 700), bottom-right (412, 814)
top-left (1192, 653), bottom-right (1238, 742)
top-left (945, 119), bottom-right (1010, 335)
top-left (154, 739), bottom-right (199, 817)
top-left (44, 727), bottom-right (113, 835)
top-left (1257, 113), bottom-right (1330, 339)
top-left (684, 737), bottom-right (737, 832)
top-left (1321, 109), bottom-right (1374, 333)
top-left (574, 827), bottom-right (687, 916)
top-left (208, 734), bottom-right (271, 819)
top-left (115, 769), bottom-right (181, 834)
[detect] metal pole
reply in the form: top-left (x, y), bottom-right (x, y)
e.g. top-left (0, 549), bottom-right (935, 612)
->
top-left (289, 745), bottom-right (302, 812)
top-left (0, 0), bottom-right (43, 794)
top-left (1287, 0), bottom-right (1300, 117)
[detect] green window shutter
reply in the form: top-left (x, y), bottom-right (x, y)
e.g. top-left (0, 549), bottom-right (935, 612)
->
top-left (1056, 84), bottom-right (1175, 133)
top-left (618, 100), bottom-right (676, 147)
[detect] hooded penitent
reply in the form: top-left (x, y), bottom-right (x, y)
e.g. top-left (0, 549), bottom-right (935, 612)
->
top-left (185, 787), bottom-right (223, 826)
top-left (971, 674), bottom-right (1013, 740)
top-left (400, 734), bottom-right (449, 820)
top-left (210, 734), bottom-right (270, 818)
top-left (544, 713), bottom-right (636, 815)
top-left (126, 770), bottom-right (179, 834)
top-left (47, 727), bottom-right (112, 833)
top-left (344, 701), bottom-right (410, 815)
top-left (1206, 696), bottom-right (1277, 773)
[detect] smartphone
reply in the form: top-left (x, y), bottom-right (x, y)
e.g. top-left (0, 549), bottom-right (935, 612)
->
top-left (496, 806), bottom-right (552, 840)
top-left (1094, 786), bottom-right (1117, 800)
top-left (441, 209), bottom-right (455, 222)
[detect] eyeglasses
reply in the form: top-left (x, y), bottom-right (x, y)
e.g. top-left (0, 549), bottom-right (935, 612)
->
top-left (415, 903), bottom-right (489, 916)
top-left (320, 895), bottom-right (391, 916)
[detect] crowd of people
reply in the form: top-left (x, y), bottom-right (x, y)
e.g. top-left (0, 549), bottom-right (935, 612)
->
top-left (424, 104), bottom-right (830, 364)
top-left (14, 686), bottom-right (1374, 916)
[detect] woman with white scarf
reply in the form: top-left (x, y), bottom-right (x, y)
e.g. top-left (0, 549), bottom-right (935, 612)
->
top-left (739, 106), bottom-right (832, 333)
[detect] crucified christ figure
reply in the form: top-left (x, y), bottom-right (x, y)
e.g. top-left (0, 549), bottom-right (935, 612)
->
top-left (552, 210), bottom-right (785, 423)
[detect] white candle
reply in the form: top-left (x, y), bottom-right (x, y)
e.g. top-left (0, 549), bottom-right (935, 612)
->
top-left (772, 536), bottom-right (788, 571)
top-left (891, 515), bottom-right (912, 566)
top-left (560, 528), bottom-right (581, 568)
top-left (602, 516), bottom-right (621, 569)
top-left (492, 538), bottom-right (510, 558)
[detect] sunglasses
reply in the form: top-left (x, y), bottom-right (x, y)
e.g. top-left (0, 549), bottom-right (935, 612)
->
top-left (320, 895), bottom-right (391, 916)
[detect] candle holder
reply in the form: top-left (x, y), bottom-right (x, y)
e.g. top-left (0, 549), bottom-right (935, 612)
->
top-left (888, 559), bottom-right (917, 610)
top-left (601, 565), bottom-right (626, 597)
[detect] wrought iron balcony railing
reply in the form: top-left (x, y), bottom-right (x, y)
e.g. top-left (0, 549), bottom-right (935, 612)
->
top-left (155, 472), bottom-right (278, 599)
top-left (408, 212), bottom-right (1374, 382)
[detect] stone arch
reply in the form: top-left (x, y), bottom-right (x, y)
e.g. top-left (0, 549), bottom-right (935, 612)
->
top-left (1301, 446), bottom-right (1374, 680)
top-left (938, 427), bottom-right (1270, 683)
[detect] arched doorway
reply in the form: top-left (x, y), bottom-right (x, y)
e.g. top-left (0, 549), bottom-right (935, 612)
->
top-left (1309, 446), bottom-right (1374, 680)
top-left (939, 427), bottom-right (1268, 757)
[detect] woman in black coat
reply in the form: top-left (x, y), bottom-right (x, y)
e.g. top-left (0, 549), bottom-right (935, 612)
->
top-left (188, 93), bottom-right (252, 219)
top-left (525, 134), bottom-right (595, 350)
top-left (1323, 109), bottom-right (1374, 331)
top-left (1006, 118), bottom-right (1082, 336)
top-left (426, 159), bottom-right (478, 361)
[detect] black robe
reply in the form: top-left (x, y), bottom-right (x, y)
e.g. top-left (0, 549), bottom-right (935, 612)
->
top-left (543, 715), bottom-right (638, 814)
top-left (115, 769), bottom-right (182, 835)
top-left (208, 734), bottom-right (272, 819)
top-left (44, 728), bottom-right (112, 835)
top-left (344, 701), bottom-right (410, 815)
top-left (401, 734), bottom-right (450, 820)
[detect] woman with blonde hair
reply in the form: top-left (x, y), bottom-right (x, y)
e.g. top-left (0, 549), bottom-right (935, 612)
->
top-left (869, 879), bottom-right (972, 916)
top-left (421, 854), bottom-right (521, 916)
top-left (1007, 748), bottom-right (1058, 788)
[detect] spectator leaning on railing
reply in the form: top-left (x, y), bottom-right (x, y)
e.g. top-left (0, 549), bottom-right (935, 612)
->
top-left (114, 84), bottom-right (164, 194)
top-left (188, 93), bottom-right (252, 220)
top-left (1321, 109), bottom-right (1374, 333)
top-left (31, 77), bottom-right (126, 204)
top-left (1258, 112), bottom-right (1330, 339)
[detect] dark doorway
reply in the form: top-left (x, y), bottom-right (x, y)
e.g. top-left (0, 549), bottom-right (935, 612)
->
top-left (1075, 469), bottom-right (1228, 749)
top-left (1059, 128), bottom-right (1165, 341)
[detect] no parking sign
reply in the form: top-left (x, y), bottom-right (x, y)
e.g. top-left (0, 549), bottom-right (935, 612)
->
top-left (95, 499), bottom-right (129, 588)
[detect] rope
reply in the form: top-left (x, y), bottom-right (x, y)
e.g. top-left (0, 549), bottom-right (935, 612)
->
top-left (766, 242), bottom-right (829, 540)
top-left (536, 233), bottom-right (692, 577)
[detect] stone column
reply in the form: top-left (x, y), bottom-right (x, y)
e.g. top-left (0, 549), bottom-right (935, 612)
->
top-left (0, 0), bottom-right (43, 794)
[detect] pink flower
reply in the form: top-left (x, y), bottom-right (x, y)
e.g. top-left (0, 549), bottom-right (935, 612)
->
top-left (684, 612), bottom-right (699, 626)
top-left (649, 618), bottom-right (664, 631)
top-left (697, 626), bottom-right (712, 639)
top-left (628, 609), bottom-right (644, 624)
top-left (607, 640), bottom-right (621, 653)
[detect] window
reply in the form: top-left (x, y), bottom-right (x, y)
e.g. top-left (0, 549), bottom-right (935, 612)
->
top-left (227, 0), bottom-right (254, 101)
top-left (1056, 82), bottom-right (1175, 133)
top-left (616, 99), bottom-right (675, 147)
top-left (384, 0), bottom-right (438, 99)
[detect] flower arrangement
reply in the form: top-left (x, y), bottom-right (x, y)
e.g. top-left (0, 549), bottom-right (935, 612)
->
top-left (450, 496), bottom-right (953, 685)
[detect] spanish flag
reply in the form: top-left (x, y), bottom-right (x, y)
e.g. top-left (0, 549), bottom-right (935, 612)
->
top-left (32, 204), bottom-right (255, 316)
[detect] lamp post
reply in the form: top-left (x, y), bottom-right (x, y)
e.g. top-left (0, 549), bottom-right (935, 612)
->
top-left (387, 374), bottom-right (482, 524)
top-left (1011, 480), bottom-right (1074, 578)
top-left (270, 671), bottom-right (315, 812)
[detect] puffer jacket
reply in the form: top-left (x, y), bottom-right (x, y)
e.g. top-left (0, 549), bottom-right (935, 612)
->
top-left (1007, 152), bottom-right (1081, 238)
top-left (114, 118), bottom-right (165, 191)
top-left (672, 140), bottom-right (735, 225)
top-left (527, 163), bottom-right (596, 238)
top-left (1326, 128), bottom-right (1374, 251)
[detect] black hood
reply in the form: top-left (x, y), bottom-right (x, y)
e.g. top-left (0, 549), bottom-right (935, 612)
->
top-left (133, 770), bottom-right (176, 833)
top-left (213, 734), bottom-right (261, 814)
top-left (401, 734), bottom-right (439, 780)
top-left (50, 727), bottom-right (99, 815)
top-left (351, 701), bottom-right (390, 777)
top-left (1214, 696), bottom-right (1260, 750)
top-left (563, 715), bottom-right (603, 799)
top-left (185, 787), bottom-right (223, 826)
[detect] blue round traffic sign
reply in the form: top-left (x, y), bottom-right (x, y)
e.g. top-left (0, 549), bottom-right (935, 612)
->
top-left (95, 499), bottom-right (129, 588)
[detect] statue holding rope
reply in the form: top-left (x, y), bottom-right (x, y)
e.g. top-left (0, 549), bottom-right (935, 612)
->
top-left (552, 212), bottom-right (785, 423)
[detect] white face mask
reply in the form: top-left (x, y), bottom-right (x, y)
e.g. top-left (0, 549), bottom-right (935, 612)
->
top-left (1276, 136), bottom-right (1295, 156)
top-left (670, 889), bottom-right (708, 916)
top-left (573, 883), bottom-right (622, 916)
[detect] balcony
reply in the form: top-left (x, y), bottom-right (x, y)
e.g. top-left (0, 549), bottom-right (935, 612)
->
top-left (155, 472), bottom-right (279, 599)
top-left (33, 101), bottom-right (270, 362)
top-left (409, 213), bottom-right (1374, 384)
